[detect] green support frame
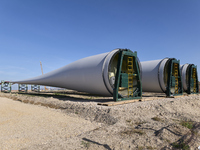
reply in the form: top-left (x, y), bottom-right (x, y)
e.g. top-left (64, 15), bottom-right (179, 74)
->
top-left (187, 65), bottom-right (199, 94)
top-left (1, 80), bottom-right (12, 93)
top-left (18, 84), bottom-right (28, 92)
top-left (113, 49), bottom-right (142, 101)
top-left (166, 59), bottom-right (183, 97)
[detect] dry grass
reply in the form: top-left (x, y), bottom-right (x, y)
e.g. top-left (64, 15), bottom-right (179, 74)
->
top-left (151, 116), bottom-right (162, 122)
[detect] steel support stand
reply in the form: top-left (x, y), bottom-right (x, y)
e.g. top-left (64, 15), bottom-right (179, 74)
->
top-left (31, 85), bottom-right (40, 92)
top-left (1, 80), bottom-right (11, 93)
top-left (18, 84), bottom-right (28, 92)
top-left (113, 49), bottom-right (142, 101)
top-left (166, 59), bottom-right (183, 97)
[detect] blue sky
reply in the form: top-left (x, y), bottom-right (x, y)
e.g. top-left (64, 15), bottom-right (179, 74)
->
top-left (0, 0), bottom-right (200, 86)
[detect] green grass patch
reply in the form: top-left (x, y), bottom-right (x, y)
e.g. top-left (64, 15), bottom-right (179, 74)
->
top-left (172, 142), bottom-right (190, 150)
top-left (81, 141), bottom-right (91, 148)
top-left (180, 121), bottom-right (194, 129)
top-left (54, 93), bottom-right (67, 97)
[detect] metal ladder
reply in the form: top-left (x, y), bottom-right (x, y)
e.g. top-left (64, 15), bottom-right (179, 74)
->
top-left (174, 63), bottom-right (179, 94)
top-left (193, 68), bottom-right (196, 93)
top-left (127, 57), bottom-right (134, 97)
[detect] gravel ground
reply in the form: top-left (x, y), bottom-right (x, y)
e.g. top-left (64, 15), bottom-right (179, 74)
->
top-left (0, 97), bottom-right (100, 150)
top-left (0, 91), bottom-right (200, 150)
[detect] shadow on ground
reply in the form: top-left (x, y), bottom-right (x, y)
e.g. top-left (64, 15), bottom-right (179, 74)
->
top-left (14, 90), bottom-right (113, 103)
top-left (82, 138), bottom-right (112, 150)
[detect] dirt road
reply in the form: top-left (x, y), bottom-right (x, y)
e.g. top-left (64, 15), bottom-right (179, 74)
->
top-left (0, 97), bottom-right (100, 150)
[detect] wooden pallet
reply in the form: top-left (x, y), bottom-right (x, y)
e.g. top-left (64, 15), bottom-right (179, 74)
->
top-left (98, 94), bottom-right (199, 106)
top-left (166, 93), bottom-right (198, 98)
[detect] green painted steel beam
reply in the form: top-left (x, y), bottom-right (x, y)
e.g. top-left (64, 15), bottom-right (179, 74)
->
top-left (166, 59), bottom-right (183, 97)
top-left (113, 49), bottom-right (142, 101)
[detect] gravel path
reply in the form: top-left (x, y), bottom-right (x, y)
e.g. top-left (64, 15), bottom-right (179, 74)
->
top-left (0, 97), bottom-right (100, 150)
